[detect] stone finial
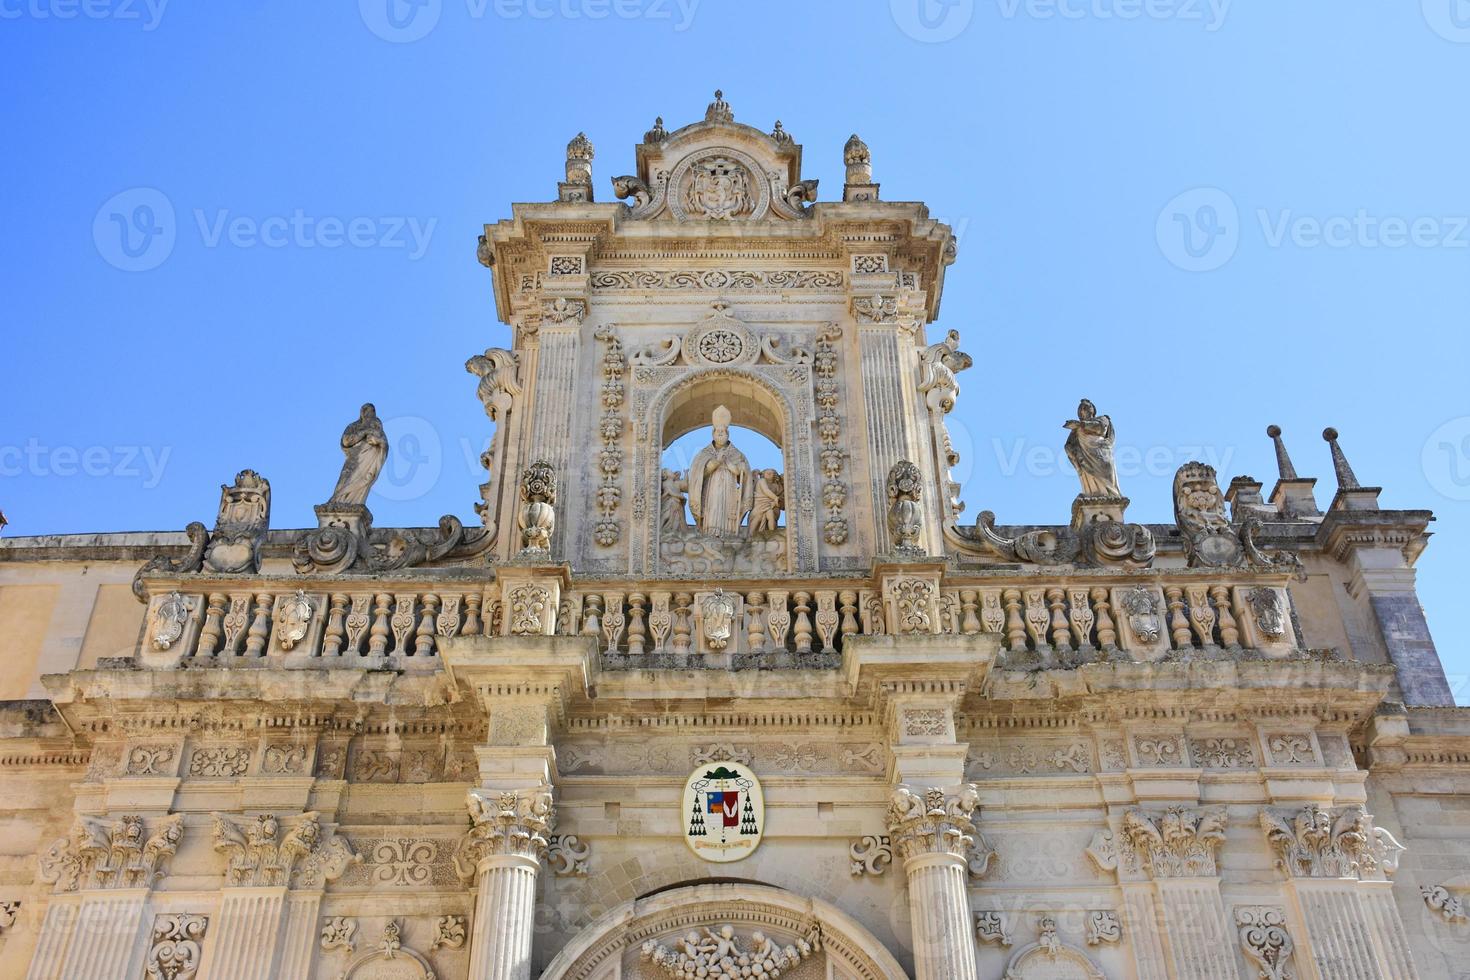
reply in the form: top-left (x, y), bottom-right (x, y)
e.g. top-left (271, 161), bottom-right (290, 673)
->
top-left (1322, 427), bottom-right (1361, 490)
top-left (704, 89), bottom-right (733, 123)
top-left (770, 120), bottom-right (793, 145)
top-left (518, 461), bottom-right (557, 555)
top-left (1266, 424), bottom-right (1298, 480)
top-left (844, 134), bottom-right (871, 181)
top-left (565, 132), bottom-right (594, 185)
top-left (643, 116), bottom-right (668, 143)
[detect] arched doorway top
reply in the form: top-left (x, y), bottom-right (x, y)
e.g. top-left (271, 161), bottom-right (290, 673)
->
top-left (658, 367), bottom-right (789, 448)
top-left (539, 881), bottom-right (909, 980)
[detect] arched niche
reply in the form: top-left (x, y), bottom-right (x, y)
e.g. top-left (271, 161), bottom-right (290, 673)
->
top-left (539, 882), bottom-right (908, 980)
top-left (631, 366), bottom-right (817, 576)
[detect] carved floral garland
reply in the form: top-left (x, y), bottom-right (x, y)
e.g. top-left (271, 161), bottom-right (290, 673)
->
top-left (594, 325), bottom-right (626, 547)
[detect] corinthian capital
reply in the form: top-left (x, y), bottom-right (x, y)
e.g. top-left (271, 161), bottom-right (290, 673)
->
top-left (453, 786), bottom-right (557, 878)
top-left (1260, 803), bottom-right (1403, 880)
top-left (884, 784), bottom-right (994, 876)
top-left (1121, 806), bottom-right (1227, 879)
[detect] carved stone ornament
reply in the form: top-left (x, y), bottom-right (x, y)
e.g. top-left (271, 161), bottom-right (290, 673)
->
top-left (975, 911), bottom-right (1013, 947)
top-left (150, 592), bottom-right (192, 650)
top-left (885, 784), bottom-right (994, 877)
top-left (849, 835), bottom-right (892, 877)
top-left (1084, 828), bottom-right (1118, 874)
top-left (1121, 806), bottom-right (1227, 878)
top-left (1260, 804), bottom-right (1403, 880)
top-left (337, 920), bottom-right (435, 980)
top-left (211, 811), bottom-right (359, 888)
top-left (701, 589), bottom-right (737, 651)
top-left (1247, 587), bottom-right (1287, 639)
top-left (506, 582), bottom-right (551, 635)
top-left (1002, 915), bottom-right (1105, 980)
top-left (38, 813), bottom-right (183, 893)
top-left (1174, 462), bottom-right (1303, 574)
top-left (431, 914), bottom-right (467, 950)
top-left (972, 511), bottom-right (1065, 564)
top-left (547, 834), bottom-right (591, 876)
top-left (1085, 910), bottom-right (1121, 946)
top-left (1119, 586), bottom-right (1163, 644)
top-left (201, 468), bottom-right (271, 574)
top-left (275, 590), bottom-right (314, 650)
top-left (132, 521), bottom-right (208, 601)
top-left (640, 923), bottom-right (818, 980)
top-left (145, 913), bottom-right (208, 980)
top-left (1421, 884), bottom-right (1469, 924)
top-left (0, 901), bottom-right (19, 932)
top-left (885, 460), bottom-right (925, 554)
top-left (1233, 906), bottom-right (1296, 980)
top-left (453, 787), bottom-right (557, 878)
top-left (320, 916), bottom-right (358, 953)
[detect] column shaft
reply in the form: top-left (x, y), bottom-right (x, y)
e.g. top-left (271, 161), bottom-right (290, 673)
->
top-left (25, 899), bottom-right (80, 980)
top-left (468, 854), bottom-right (542, 980)
top-left (903, 853), bottom-right (977, 980)
top-left (56, 890), bottom-right (148, 980)
top-left (201, 887), bottom-right (288, 980)
top-left (1155, 879), bottom-right (1235, 980)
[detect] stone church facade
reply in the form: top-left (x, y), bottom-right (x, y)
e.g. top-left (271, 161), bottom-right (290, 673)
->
top-left (2, 92), bottom-right (1469, 979)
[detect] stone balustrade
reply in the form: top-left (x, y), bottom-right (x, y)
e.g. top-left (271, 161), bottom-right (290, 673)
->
top-left (135, 572), bottom-right (1299, 670)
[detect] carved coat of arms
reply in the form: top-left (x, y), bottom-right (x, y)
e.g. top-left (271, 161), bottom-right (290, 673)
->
top-left (685, 156), bottom-right (752, 220)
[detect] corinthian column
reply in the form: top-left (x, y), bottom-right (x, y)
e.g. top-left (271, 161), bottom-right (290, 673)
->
top-left (886, 784), bottom-right (990, 980)
top-left (454, 786), bottom-right (556, 980)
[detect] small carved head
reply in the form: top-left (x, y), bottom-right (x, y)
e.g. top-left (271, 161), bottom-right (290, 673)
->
top-left (1077, 398), bottom-right (1096, 420)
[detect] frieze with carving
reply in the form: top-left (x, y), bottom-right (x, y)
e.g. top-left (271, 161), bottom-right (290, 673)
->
top-left (641, 923), bottom-right (819, 980)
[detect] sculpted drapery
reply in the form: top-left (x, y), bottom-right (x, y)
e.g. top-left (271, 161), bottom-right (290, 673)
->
top-left (1063, 398), bottom-right (1121, 498)
top-left (688, 406), bottom-right (752, 538)
top-left (329, 403), bottom-right (388, 507)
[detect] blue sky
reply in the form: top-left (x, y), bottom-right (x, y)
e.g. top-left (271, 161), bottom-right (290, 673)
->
top-left (3, 1), bottom-right (1468, 699)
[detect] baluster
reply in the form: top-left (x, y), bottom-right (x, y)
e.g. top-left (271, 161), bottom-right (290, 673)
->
top-left (938, 592), bottom-right (959, 635)
top-left (391, 594), bottom-right (417, 653)
top-left (815, 591), bottom-right (839, 654)
top-left (1164, 586), bottom-right (1192, 649)
top-left (1186, 585), bottom-right (1217, 647)
top-left (626, 593), bottom-right (647, 656)
top-left (767, 590), bottom-right (792, 652)
top-left (436, 594), bottom-right (462, 638)
top-left (672, 593), bottom-right (693, 655)
top-left (581, 593), bottom-right (603, 643)
top-left (1046, 587), bottom-right (1070, 651)
top-left (244, 592), bottom-right (273, 658)
top-left (980, 589), bottom-right (1005, 635)
top-left (838, 590), bottom-right (860, 647)
top-left (859, 590), bottom-right (884, 635)
top-left (321, 593), bottom-right (348, 657)
top-left (221, 594), bottom-right (250, 657)
top-left (1090, 587), bottom-right (1116, 651)
top-left (195, 592), bottom-right (226, 659)
top-left (793, 592), bottom-right (814, 654)
top-left (1023, 589), bottom-right (1049, 650)
top-left (1068, 588), bottom-right (1095, 650)
top-left (745, 592), bottom-right (766, 653)
top-left (959, 589), bottom-right (981, 635)
top-left (463, 593), bottom-right (483, 636)
top-left (602, 592), bottom-right (627, 653)
top-left (415, 594), bottom-right (439, 656)
top-left (345, 594), bottom-right (372, 655)
top-left (558, 593), bottom-right (582, 637)
top-left (649, 592), bottom-right (673, 653)
top-left (1210, 585), bottom-right (1239, 648)
top-left (368, 592), bottom-right (393, 656)
top-left (1002, 588), bottom-right (1026, 651)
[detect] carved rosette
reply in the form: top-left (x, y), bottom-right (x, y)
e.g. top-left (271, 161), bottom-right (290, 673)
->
top-left (884, 785), bottom-right (994, 876)
top-left (453, 787), bottom-right (557, 877)
top-left (38, 813), bottom-right (184, 893)
top-left (211, 811), bottom-right (358, 888)
top-left (1260, 803), bottom-right (1403, 880)
top-left (1120, 806), bottom-right (1228, 878)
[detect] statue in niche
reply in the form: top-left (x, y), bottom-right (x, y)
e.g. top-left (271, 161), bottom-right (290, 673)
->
top-left (1063, 398), bottom-right (1121, 499)
top-left (327, 404), bottom-right (387, 508)
top-left (749, 470), bottom-right (784, 534)
top-left (688, 405), bottom-right (752, 539)
top-left (660, 469), bottom-right (688, 534)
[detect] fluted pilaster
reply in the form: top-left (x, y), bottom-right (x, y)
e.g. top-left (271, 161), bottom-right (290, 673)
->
top-left (455, 786), bottom-right (556, 980)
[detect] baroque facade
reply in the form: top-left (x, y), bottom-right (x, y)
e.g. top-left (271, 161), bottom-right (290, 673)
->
top-left (2, 92), bottom-right (1469, 979)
